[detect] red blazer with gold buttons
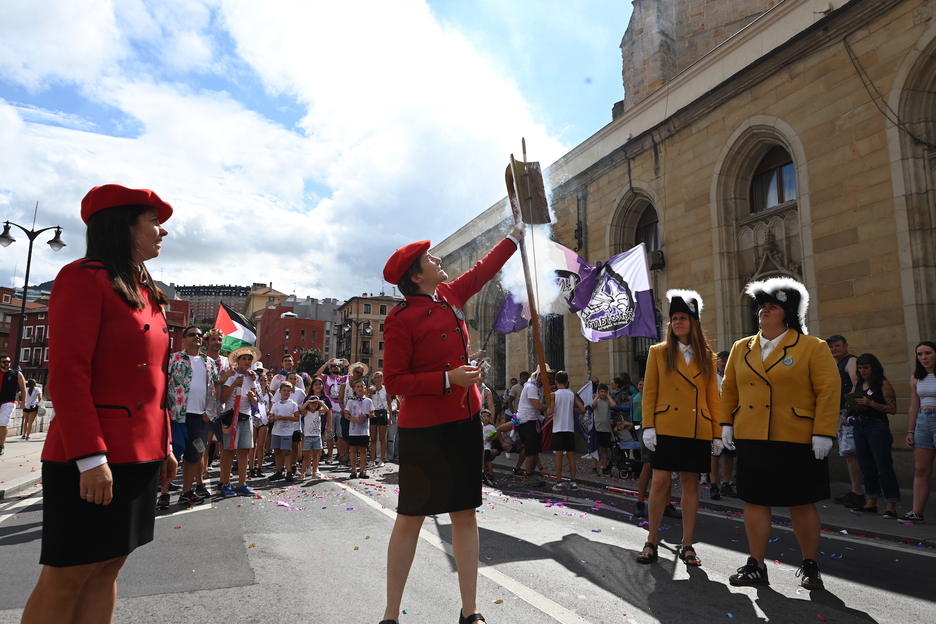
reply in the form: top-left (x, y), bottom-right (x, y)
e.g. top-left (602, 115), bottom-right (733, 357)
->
top-left (385, 238), bottom-right (517, 428)
top-left (42, 259), bottom-right (171, 464)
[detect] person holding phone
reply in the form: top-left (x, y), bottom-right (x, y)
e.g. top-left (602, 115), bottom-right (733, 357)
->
top-left (379, 223), bottom-right (523, 624)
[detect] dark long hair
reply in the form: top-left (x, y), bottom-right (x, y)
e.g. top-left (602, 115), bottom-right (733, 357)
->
top-left (662, 314), bottom-right (715, 381)
top-left (913, 341), bottom-right (936, 380)
top-left (85, 205), bottom-right (166, 310)
top-left (855, 353), bottom-right (886, 393)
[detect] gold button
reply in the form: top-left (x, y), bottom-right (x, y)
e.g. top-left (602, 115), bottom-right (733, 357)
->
top-left (441, 334), bottom-right (446, 339)
top-left (445, 389), bottom-right (452, 394)
top-left (455, 328), bottom-right (461, 333)
top-left (459, 355), bottom-right (465, 361)
top-left (139, 363), bottom-right (148, 370)
top-left (144, 324), bottom-right (150, 331)
top-left (159, 401), bottom-right (166, 409)
top-left (445, 363), bottom-right (451, 368)
top-left (162, 327), bottom-right (168, 333)
top-left (136, 402), bottom-right (143, 410)
top-left (442, 305), bottom-right (448, 310)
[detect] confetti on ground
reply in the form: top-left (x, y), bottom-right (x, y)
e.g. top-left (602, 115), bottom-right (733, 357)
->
top-left (248, 543), bottom-right (256, 548)
top-left (493, 599), bottom-right (504, 604)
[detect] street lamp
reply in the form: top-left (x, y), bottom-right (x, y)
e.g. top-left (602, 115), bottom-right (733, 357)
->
top-left (341, 318), bottom-right (372, 365)
top-left (0, 219), bottom-right (66, 371)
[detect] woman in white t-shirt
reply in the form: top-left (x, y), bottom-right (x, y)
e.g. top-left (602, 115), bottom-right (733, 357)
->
top-left (21, 379), bottom-right (43, 441)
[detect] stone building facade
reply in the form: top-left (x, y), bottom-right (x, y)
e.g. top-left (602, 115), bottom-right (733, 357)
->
top-left (432, 0), bottom-right (936, 483)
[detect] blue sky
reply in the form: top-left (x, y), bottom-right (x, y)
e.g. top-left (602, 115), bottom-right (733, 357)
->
top-left (0, 0), bottom-right (632, 299)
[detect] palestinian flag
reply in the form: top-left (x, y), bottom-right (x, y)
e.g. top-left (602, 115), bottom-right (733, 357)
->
top-left (214, 302), bottom-right (257, 353)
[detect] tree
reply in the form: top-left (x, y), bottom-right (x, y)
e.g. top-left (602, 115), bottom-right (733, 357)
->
top-left (297, 348), bottom-right (325, 377)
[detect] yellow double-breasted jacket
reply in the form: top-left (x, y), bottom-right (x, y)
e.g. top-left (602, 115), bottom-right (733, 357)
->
top-left (720, 330), bottom-right (839, 444)
top-left (643, 343), bottom-right (721, 440)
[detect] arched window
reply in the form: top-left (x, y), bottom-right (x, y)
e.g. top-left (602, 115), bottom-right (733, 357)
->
top-left (750, 146), bottom-right (797, 212)
top-left (635, 204), bottom-right (660, 250)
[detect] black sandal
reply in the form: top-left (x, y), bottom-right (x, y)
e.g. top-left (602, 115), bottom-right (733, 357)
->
top-left (459, 611), bottom-right (486, 623)
top-left (636, 541), bottom-right (658, 564)
top-left (679, 545), bottom-right (702, 567)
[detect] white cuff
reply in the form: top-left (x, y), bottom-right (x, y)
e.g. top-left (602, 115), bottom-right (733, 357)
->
top-left (444, 372), bottom-right (450, 389)
top-left (507, 235), bottom-right (519, 247)
top-left (76, 454), bottom-right (108, 473)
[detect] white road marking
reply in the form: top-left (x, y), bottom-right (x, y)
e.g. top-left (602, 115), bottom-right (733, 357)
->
top-left (337, 482), bottom-right (626, 624)
top-left (0, 487), bottom-right (43, 525)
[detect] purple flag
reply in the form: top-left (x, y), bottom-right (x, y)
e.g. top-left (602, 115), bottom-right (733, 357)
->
top-left (492, 291), bottom-right (530, 333)
top-left (577, 243), bottom-right (658, 342)
top-left (546, 241), bottom-right (598, 314)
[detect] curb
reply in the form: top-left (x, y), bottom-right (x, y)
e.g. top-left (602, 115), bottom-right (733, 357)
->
top-left (0, 472), bottom-right (42, 500)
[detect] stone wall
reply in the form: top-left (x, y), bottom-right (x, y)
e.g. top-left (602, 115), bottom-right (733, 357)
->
top-left (619, 0), bottom-right (772, 113)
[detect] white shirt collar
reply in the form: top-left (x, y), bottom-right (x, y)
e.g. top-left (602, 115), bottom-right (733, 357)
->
top-left (759, 329), bottom-right (790, 360)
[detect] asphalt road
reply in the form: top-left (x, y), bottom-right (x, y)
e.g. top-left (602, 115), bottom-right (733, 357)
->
top-left (1, 463), bottom-right (934, 623)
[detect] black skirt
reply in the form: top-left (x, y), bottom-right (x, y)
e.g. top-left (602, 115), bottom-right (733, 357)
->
top-left (650, 434), bottom-right (711, 473)
top-left (735, 439), bottom-right (830, 507)
top-left (40, 460), bottom-right (161, 568)
top-left (397, 414), bottom-right (482, 516)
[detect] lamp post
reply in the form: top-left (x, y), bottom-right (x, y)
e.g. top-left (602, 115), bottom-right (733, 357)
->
top-left (341, 318), bottom-right (372, 365)
top-left (0, 220), bottom-right (66, 371)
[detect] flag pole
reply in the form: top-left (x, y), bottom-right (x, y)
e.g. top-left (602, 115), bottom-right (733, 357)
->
top-left (506, 140), bottom-right (551, 398)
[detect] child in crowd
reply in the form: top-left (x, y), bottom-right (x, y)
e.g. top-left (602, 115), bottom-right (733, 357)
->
top-left (547, 370), bottom-right (586, 491)
top-left (269, 381), bottom-right (301, 482)
top-left (481, 409), bottom-right (507, 486)
top-left (344, 379), bottom-right (373, 479)
top-left (286, 372), bottom-right (305, 475)
top-left (592, 383), bottom-right (617, 475)
top-left (300, 377), bottom-right (331, 479)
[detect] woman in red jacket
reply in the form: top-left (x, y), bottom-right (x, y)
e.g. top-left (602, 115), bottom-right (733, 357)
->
top-left (22, 184), bottom-right (176, 624)
top-left (379, 224), bottom-right (522, 624)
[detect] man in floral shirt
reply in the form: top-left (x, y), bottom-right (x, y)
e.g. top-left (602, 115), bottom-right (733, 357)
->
top-left (161, 325), bottom-right (220, 507)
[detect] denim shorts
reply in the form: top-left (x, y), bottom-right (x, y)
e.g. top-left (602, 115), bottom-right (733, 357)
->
top-left (914, 407), bottom-right (936, 450)
top-left (271, 434), bottom-right (293, 451)
top-left (303, 436), bottom-right (323, 451)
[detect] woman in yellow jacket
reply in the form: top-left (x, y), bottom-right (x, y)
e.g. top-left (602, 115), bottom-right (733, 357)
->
top-left (638, 290), bottom-right (721, 567)
top-left (720, 277), bottom-right (839, 591)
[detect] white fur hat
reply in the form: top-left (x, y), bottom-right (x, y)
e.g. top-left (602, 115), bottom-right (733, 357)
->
top-left (744, 276), bottom-right (810, 334)
top-left (665, 289), bottom-right (703, 321)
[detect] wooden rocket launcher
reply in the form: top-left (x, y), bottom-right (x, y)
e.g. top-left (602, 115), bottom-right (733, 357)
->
top-left (506, 139), bottom-right (552, 399)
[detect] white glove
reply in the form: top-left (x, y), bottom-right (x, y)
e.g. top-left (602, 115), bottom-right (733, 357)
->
top-left (642, 427), bottom-right (657, 452)
top-left (712, 438), bottom-right (724, 455)
top-left (812, 435), bottom-right (833, 460)
top-left (721, 425), bottom-right (735, 451)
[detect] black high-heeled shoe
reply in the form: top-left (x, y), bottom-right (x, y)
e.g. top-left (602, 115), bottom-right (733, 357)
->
top-left (378, 620), bottom-right (398, 624)
top-left (459, 610), bottom-right (486, 623)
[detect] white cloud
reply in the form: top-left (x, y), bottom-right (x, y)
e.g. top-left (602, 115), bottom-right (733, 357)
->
top-left (0, 0), bottom-right (125, 90)
top-left (0, 0), bottom-right (571, 301)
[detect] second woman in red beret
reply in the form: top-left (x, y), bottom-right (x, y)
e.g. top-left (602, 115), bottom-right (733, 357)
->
top-left (379, 223), bottom-right (523, 624)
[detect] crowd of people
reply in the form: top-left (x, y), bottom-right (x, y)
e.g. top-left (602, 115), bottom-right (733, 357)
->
top-left (158, 345), bottom-right (403, 509)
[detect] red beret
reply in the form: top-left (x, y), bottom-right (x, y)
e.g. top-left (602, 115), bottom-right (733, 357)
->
top-left (383, 240), bottom-right (430, 284)
top-left (80, 184), bottom-right (173, 225)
